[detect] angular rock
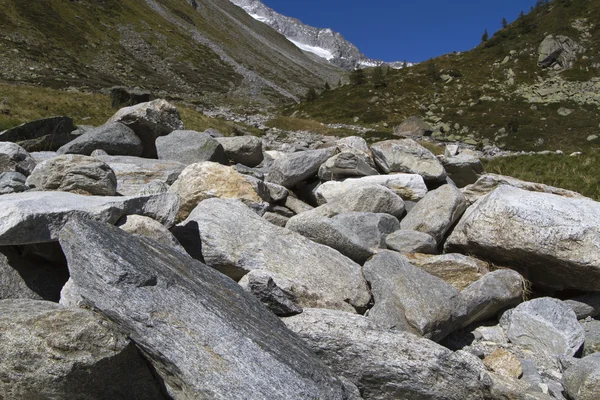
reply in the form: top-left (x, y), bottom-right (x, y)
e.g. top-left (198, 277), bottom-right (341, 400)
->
top-left (582, 320), bottom-right (600, 357)
top-left (266, 148), bottom-right (335, 188)
top-left (283, 308), bottom-right (492, 400)
top-left (0, 191), bottom-right (179, 245)
top-left (233, 163), bottom-right (265, 180)
top-left (565, 293), bottom-right (600, 319)
top-left (173, 198), bottom-right (371, 311)
top-left (563, 353), bottom-right (600, 400)
top-left (0, 171), bottom-right (28, 194)
top-left (538, 35), bottom-right (584, 70)
top-left (506, 297), bottom-right (584, 357)
top-left (439, 153), bottom-right (484, 188)
top-left (385, 230), bottom-right (438, 254)
top-left (26, 154), bottom-right (117, 196)
top-left (264, 182), bottom-right (288, 202)
top-left (370, 138), bottom-right (447, 182)
top-left (285, 195), bottom-right (313, 214)
top-left (168, 161), bottom-right (268, 222)
top-left (0, 142), bottom-right (36, 175)
top-left (238, 270), bottom-right (303, 316)
top-left (404, 253), bottom-right (490, 290)
top-left (59, 218), bottom-right (352, 399)
top-left (484, 349), bottom-right (523, 379)
top-left (336, 136), bottom-right (371, 154)
top-left (400, 184), bottom-right (467, 244)
top-left (156, 130), bottom-right (227, 165)
top-left (263, 211), bottom-right (289, 227)
top-left (363, 251), bottom-right (463, 341)
top-left (96, 155), bottom-right (184, 196)
top-left (116, 214), bottom-right (185, 254)
top-left (393, 116), bottom-right (433, 137)
top-left (107, 99), bottom-right (184, 158)
top-left (332, 212), bottom-right (400, 249)
top-left (0, 116), bottom-right (75, 152)
top-left (446, 185), bottom-right (600, 292)
top-left (318, 152), bottom-right (379, 181)
top-left (57, 122), bottom-right (143, 157)
top-left (216, 135), bottom-right (263, 167)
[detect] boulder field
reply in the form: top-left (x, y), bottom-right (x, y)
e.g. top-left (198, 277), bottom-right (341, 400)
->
top-left (0, 100), bottom-right (598, 399)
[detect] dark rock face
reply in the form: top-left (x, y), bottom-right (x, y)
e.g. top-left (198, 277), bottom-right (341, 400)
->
top-left (57, 122), bottom-right (143, 157)
top-left (110, 86), bottom-right (155, 109)
top-left (0, 116), bottom-right (75, 151)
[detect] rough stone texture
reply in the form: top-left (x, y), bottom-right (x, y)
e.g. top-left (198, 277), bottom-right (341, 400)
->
top-left (582, 320), bottom-right (600, 357)
top-left (461, 173), bottom-right (585, 205)
top-left (156, 130), bottom-right (227, 165)
top-left (286, 213), bottom-right (374, 264)
top-left (564, 293), bottom-right (600, 319)
top-left (0, 191), bottom-right (179, 245)
top-left (400, 184), bottom-right (467, 245)
top-left (393, 116), bottom-right (433, 137)
top-left (110, 86), bottom-right (154, 109)
top-left (446, 185), bottom-right (600, 292)
top-left (96, 155), bottom-right (184, 196)
top-left (168, 161), bottom-right (268, 222)
top-left (0, 299), bottom-right (165, 400)
top-left (263, 211), bottom-right (289, 227)
top-left (107, 99), bottom-right (184, 158)
top-left (404, 253), bottom-right (490, 290)
top-left (318, 152), bottom-right (379, 181)
top-left (59, 218), bottom-right (352, 400)
top-left (484, 349), bottom-right (523, 379)
top-left (538, 35), bottom-right (585, 70)
top-left (563, 353), bottom-right (600, 400)
top-left (26, 155), bottom-right (117, 196)
top-left (0, 171), bottom-right (28, 194)
top-left (370, 139), bottom-right (447, 182)
top-left (173, 198), bottom-right (371, 312)
top-left (0, 142), bottom-right (36, 176)
top-left (506, 298), bottom-right (584, 357)
top-left (135, 180), bottom-right (169, 196)
top-left (363, 251), bottom-right (463, 341)
top-left (285, 195), bottom-right (313, 214)
top-left (238, 270), bottom-right (303, 316)
top-left (57, 122), bottom-right (143, 157)
top-left (0, 116), bottom-right (75, 152)
top-left (385, 230), bottom-right (438, 254)
top-left (283, 308), bottom-right (492, 400)
top-left (116, 214), bottom-right (186, 254)
top-left (336, 136), bottom-right (371, 154)
top-left (331, 212), bottom-right (400, 249)
top-left (266, 147), bottom-right (335, 188)
top-left (315, 173), bottom-right (428, 204)
top-left (216, 135), bottom-right (264, 167)
top-left (439, 153), bottom-right (484, 188)
top-left (265, 182), bottom-right (289, 202)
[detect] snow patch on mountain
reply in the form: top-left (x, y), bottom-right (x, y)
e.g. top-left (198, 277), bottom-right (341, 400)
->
top-left (289, 40), bottom-right (335, 61)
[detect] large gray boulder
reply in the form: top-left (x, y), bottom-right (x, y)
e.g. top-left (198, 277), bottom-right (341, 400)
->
top-left (563, 353), bottom-right (600, 400)
top-left (538, 34), bottom-right (584, 70)
top-left (173, 198), bottom-right (371, 312)
top-left (95, 155), bottom-right (185, 196)
top-left (59, 218), bottom-right (354, 400)
top-left (582, 320), bottom-right (600, 357)
top-left (216, 135), bottom-right (264, 167)
top-left (439, 153), bottom-right (484, 188)
top-left (0, 172), bottom-right (28, 194)
top-left (318, 152), bottom-right (379, 181)
top-left (404, 253), bottom-right (490, 290)
top-left (385, 230), bottom-right (438, 254)
top-left (238, 270), bottom-right (303, 317)
top-left (116, 214), bottom-right (185, 254)
top-left (332, 212), bottom-right (400, 249)
top-left (393, 116), bottom-right (433, 137)
top-left (446, 185), bottom-right (600, 292)
top-left (26, 154), bottom-right (117, 196)
top-left (56, 122), bottom-right (143, 156)
top-left (0, 299), bottom-right (165, 399)
top-left (370, 139), bottom-right (447, 183)
top-left (0, 142), bottom-right (36, 176)
top-left (400, 184), bottom-right (467, 245)
top-left (506, 298), bottom-right (584, 357)
top-left (156, 130), bottom-right (227, 165)
top-left (0, 116), bottom-right (74, 152)
top-left (266, 148), bottom-right (335, 188)
top-left (283, 308), bottom-right (492, 400)
top-left (0, 191), bottom-right (179, 245)
top-left (565, 293), bottom-right (600, 319)
top-left (107, 99), bottom-right (184, 158)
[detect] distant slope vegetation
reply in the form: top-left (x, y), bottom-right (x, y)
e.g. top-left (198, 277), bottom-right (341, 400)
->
top-left (286, 0), bottom-right (600, 152)
top-left (0, 0), bottom-right (341, 106)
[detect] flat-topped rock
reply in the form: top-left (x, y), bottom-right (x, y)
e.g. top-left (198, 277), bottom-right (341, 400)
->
top-left (57, 122), bottom-right (143, 156)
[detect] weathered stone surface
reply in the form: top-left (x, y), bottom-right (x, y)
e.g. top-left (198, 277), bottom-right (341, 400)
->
top-left (216, 135), bottom-right (264, 167)
top-left (0, 299), bottom-right (165, 399)
top-left (285, 195), bottom-right (313, 214)
top-left (116, 214), bottom-right (185, 254)
top-left (0, 142), bottom-right (36, 175)
top-left (263, 211), bottom-right (289, 227)
top-left (363, 251), bottom-right (463, 341)
top-left (393, 116), bottom-right (433, 137)
top-left (96, 155), bottom-right (184, 196)
top-left (386, 230), bottom-right (438, 254)
top-left (173, 198), bottom-right (371, 311)
top-left (30, 151), bottom-right (57, 163)
top-left (0, 116), bottom-right (75, 152)
top-left (110, 86), bottom-right (154, 109)
top-left (265, 182), bottom-right (288, 202)
top-left (238, 270), bottom-right (303, 316)
top-left (168, 161), bottom-right (268, 222)
top-left (266, 148), bottom-right (335, 188)
top-left (582, 320), bottom-right (600, 357)
top-left (318, 152), bottom-right (379, 181)
top-left (563, 353), bottom-right (600, 400)
top-left (59, 218), bottom-right (352, 400)
top-left (26, 155), bottom-right (117, 196)
top-left (484, 349), bottom-right (523, 379)
top-left (156, 130), bottom-right (227, 165)
top-left (506, 298), bottom-right (584, 357)
top-left (400, 184), bottom-right (467, 244)
top-left (538, 35), bottom-right (584, 70)
top-left (446, 185), bottom-right (600, 292)
top-left (565, 293), bottom-right (600, 319)
top-left (0, 172), bottom-right (28, 194)
top-left (107, 99), bottom-right (184, 158)
top-left (135, 180), bottom-right (169, 196)
top-left (332, 212), bottom-right (400, 249)
top-left (315, 173), bottom-right (427, 204)
top-left (461, 173), bottom-right (585, 204)
top-left (0, 191), bottom-right (179, 245)
top-left (283, 308), bottom-right (492, 400)
top-left (371, 139), bottom-right (447, 182)
top-left (57, 122), bottom-right (143, 157)
top-left (440, 153), bottom-right (484, 188)
top-left (404, 253), bottom-right (490, 290)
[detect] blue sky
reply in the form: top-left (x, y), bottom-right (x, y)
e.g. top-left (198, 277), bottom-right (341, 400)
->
top-left (262, 0), bottom-right (541, 62)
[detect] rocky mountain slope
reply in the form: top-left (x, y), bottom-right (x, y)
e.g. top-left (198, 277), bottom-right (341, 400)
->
top-left (0, 0), bottom-right (341, 106)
